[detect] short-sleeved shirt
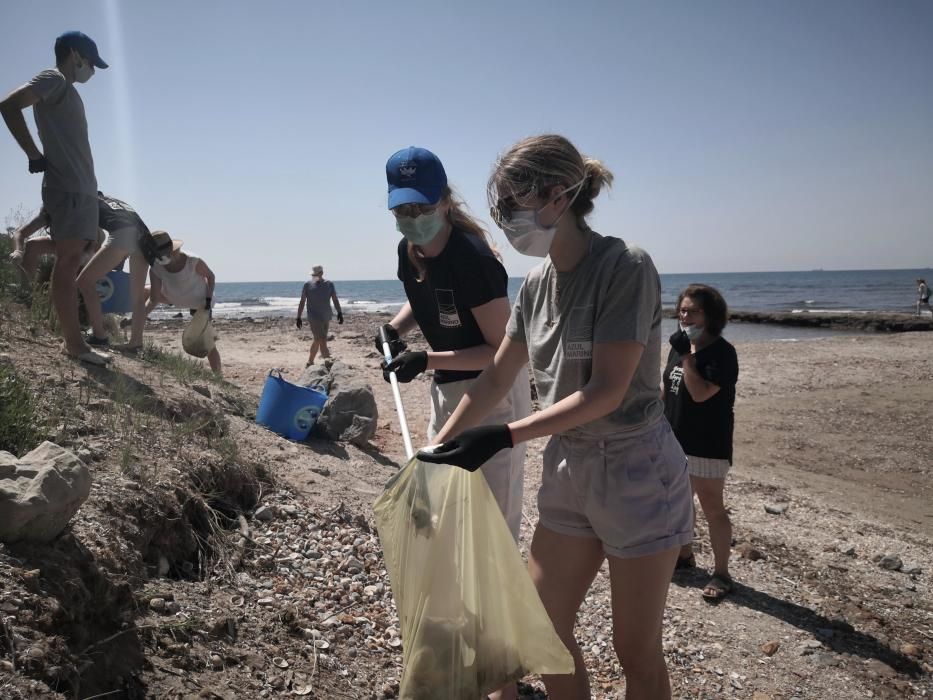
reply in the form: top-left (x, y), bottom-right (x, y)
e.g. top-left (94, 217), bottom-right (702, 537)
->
top-left (398, 228), bottom-right (509, 385)
top-left (28, 70), bottom-right (96, 195)
top-left (98, 193), bottom-right (148, 235)
top-left (302, 279), bottom-right (337, 322)
top-left (505, 233), bottom-right (663, 438)
top-left (662, 337), bottom-right (738, 462)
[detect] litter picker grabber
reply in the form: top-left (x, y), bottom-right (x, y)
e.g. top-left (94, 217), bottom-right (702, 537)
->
top-left (379, 325), bottom-right (414, 460)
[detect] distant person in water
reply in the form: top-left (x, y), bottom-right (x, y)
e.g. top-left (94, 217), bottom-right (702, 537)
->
top-left (917, 279), bottom-right (931, 317)
top-left (144, 232), bottom-right (222, 374)
top-left (296, 265), bottom-right (343, 366)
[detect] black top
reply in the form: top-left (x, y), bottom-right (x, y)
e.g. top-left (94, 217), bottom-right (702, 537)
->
top-left (662, 336), bottom-right (739, 462)
top-left (397, 228), bottom-right (508, 385)
top-left (98, 192), bottom-right (149, 234)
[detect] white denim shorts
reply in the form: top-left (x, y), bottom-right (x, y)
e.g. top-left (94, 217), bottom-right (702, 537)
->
top-left (537, 418), bottom-right (694, 559)
top-left (686, 455), bottom-right (731, 480)
top-left (427, 373), bottom-right (532, 540)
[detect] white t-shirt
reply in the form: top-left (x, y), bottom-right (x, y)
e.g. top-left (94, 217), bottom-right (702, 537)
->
top-left (151, 254), bottom-right (207, 308)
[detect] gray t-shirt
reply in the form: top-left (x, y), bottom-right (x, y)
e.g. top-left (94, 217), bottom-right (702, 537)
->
top-left (506, 233), bottom-right (664, 439)
top-left (29, 69), bottom-right (96, 195)
top-left (302, 279), bottom-right (336, 321)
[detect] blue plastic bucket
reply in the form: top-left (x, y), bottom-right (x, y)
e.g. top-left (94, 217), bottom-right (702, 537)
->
top-left (256, 371), bottom-right (328, 441)
top-left (96, 269), bottom-right (132, 314)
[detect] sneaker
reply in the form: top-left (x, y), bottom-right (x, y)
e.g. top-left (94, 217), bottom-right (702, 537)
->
top-left (86, 334), bottom-right (110, 347)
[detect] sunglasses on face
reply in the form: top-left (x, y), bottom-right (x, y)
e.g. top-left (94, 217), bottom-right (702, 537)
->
top-left (393, 203), bottom-right (439, 219)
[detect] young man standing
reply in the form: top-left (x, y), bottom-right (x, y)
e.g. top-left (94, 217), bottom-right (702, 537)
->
top-left (1, 31), bottom-right (109, 365)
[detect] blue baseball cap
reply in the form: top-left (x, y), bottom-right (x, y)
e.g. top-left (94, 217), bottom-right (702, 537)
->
top-left (386, 147), bottom-right (447, 209)
top-left (55, 31), bottom-right (108, 69)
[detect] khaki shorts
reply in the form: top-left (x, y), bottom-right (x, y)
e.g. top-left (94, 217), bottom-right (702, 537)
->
top-left (538, 418), bottom-right (694, 559)
top-left (427, 373), bottom-right (532, 540)
top-left (308, 319), bottom-right (329, 341)
top-left (42, 189), bottom-right (98, 242)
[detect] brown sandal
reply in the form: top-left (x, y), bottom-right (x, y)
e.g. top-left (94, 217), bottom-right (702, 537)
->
top-left (702, 573), bottom-right (733, 601)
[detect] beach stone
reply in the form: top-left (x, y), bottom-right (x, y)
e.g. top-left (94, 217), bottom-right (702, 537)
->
top-left (760, 640), bottom-right (780, 657)
top-left (0, 442), bottom-right (92, 543)
top-left (764, 503), bottom-right (789, 515)
top-left (879, 554), bottom-right (903, 571)
top-left (254, 505), bottom-right (275, 522)
top-left (298, 362), bottom-right (378, 446)
top-left (736, 542), bottom-right (766, 561)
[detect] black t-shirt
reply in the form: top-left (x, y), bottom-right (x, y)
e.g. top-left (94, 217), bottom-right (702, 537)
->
top-left (97, 192), bottom-right (148, 235)
top-left (397, 228), bottom-right (508, 385)
top-left (662, 336), bottom-right (739, 462)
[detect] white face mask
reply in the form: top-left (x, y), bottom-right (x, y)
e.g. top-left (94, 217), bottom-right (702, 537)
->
top-left (500, 178), bottom-right (586, 257)
top-left (73, 56), bottom-right (94, 83)
top-left (156, 254), bottom-right (172, 266)
top-left (311, 275), bottom-right (322, 282)
top-left (681, 324), bottom-right (704, 341)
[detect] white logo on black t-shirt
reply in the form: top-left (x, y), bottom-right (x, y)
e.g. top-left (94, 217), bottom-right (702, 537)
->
top-left (564, 306), bottom-right (593, 360)
top-left (669, 366), bottom-right (684, 395)
top-left (435, 289), bottom-right (461, 328)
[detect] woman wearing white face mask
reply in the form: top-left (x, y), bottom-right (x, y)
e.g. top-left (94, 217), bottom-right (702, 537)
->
top-left (377, 146), bottom-right (531, 536)
top-left (418, 134), bottom-right (693, 699)
top-left (664, 285), bottom-right (738, 602)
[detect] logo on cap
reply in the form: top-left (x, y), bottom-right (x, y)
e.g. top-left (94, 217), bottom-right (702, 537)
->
top-left (399, 164), bottom-right (416, 179)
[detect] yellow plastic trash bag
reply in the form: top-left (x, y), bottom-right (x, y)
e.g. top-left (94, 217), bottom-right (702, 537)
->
top-left (374, 457), bottom-right (573, 699)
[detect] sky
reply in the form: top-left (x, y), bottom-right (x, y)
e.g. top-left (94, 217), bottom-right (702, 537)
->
top-left (1, 0), bottom-right (931, 282)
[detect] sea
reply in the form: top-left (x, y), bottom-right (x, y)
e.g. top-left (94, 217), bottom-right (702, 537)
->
top-left (167, 268), bottom-right (931, 343)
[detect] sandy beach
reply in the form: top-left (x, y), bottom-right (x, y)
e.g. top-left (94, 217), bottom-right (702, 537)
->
top-left (2, 306), bottom-right (931, 698)
top-left (148, 311), bottom-right (933, 537)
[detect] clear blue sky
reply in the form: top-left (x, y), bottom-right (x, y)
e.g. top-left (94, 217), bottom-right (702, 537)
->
top-left (2, 0), bottom-right (931, 282)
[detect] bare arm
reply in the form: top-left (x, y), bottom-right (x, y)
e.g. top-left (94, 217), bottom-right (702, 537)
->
top-left (146, 273), bottom-right (163, 315)
top-left (507, 340), bottom-right (646, 445)
top-left (0, 85), bottom-right (43, 160)
top-left (297, 286), bottom-right (307, 319)
top-left (194, 259), bottom-right (215, 299)
top-left (432, 336), bottom-right (529, 444)
top-left (428, 296), bottom-right (510, 372)
top-left (680, 354), bottom-right (721, 403)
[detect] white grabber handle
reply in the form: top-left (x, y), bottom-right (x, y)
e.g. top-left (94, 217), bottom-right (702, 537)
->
top-left (379, 327), bottom-right (414, 460)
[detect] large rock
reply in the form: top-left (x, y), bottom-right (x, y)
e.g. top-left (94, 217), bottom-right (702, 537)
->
top-left (297, 362), bottom-right (378, 446)
top-left (0, 442), bottom-right (92, 543)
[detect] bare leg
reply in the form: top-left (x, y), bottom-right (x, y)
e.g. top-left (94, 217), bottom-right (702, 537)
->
top-left (692, 476), bottom-right (732, 580)
top-left (52, 240), bottom-right (94, 356)
top-left (127, 253), bottom-right (149, 347)
top-left (608, 546), bottom-right (679, 699)
top-left (207, 347), bottom-right (222, 374)
top-left (307, 338), bottom-right (320, 365)
top-left (679, 480), bottom-right (697, 562)
top-left (76, 244), bottom-right (131, 339)
top-left (10, 210), bottom-right (48, 260)
top-left (528, 526), bottom-right (605, 700)
top-left (20, 236), bottom-right (55, 285)
top-left (319, 337), bottom-right (331, 358)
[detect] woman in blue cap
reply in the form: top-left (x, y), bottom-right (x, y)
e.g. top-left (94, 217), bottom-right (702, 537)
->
top-left (377, 148), bottom-right (531, 545)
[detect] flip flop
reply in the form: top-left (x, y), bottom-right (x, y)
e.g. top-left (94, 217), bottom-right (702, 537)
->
top-left (61, 344), bottom-right (112, 366)
top-left (702, 573), bottom-right (733, 601)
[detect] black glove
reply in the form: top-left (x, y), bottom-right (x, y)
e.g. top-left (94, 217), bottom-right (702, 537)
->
top-left (669, 329), bottom-right (691, 356)
top-left (205, 296), bottom-right (212, 311)
top-left (381, 351), bottom-right (427, 383)
top-left (28, 156), bottom-right (47, 174)
top-left (296, 317), bottom-right (303, 329)
top-left (337, 311), bottom-right (344, 324)
top-left (374, 323), bottom-right (406, 358)
top-left (416, 425), bottom-right (513, 472)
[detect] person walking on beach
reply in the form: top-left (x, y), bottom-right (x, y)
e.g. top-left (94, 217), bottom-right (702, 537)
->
top-left (378, 146), bottom-right (531, 700)
top-left (296, 265), bottom-right (343, 366)
top-left (663, 285), bottom-right (739, 602)
top-left (419, 135), bottom-right (692, 700)
top-left (1, 31), bottom-right (109, 365)
top-left (917, 279), bottom-right (931, 317)
top-left (76, 192), bottom-right (156, 352)
top-left (144, 232), bottom-right (222, 374)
